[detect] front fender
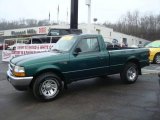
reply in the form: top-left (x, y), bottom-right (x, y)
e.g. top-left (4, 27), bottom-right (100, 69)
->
top-left (35, 65), bottom-right (61, 74)
top-left (25, 64), bottom-right (61, 77)
top-left (33, 65), bottom-right (65, 81)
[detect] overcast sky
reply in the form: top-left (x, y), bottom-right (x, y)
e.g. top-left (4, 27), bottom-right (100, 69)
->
top-left (0, 0), bottom-right (160, 23)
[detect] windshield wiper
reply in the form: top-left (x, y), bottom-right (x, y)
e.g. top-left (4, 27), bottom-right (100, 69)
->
top-left (51, 49), bottom-right (63, 53)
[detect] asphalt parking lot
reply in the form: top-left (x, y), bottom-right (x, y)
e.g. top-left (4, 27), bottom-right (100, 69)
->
top-left (0, 50), bottom-right (160, 120)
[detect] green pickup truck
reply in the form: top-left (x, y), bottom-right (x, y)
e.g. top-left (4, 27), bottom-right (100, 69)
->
top-left (7, 34), bottom-right (149, 101)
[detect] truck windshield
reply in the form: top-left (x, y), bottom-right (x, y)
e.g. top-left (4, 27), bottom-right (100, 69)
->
top-left (51, 35), bottom-right (77, 52)
top-left (145, 41), bottom-right (160, 48)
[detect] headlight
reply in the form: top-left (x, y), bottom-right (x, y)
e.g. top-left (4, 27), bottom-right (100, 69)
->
top-left (13, 66), bottom-right (25, 77)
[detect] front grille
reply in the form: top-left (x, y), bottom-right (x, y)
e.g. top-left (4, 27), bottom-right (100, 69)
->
top-left (8, 62), bottom-right (15, 75)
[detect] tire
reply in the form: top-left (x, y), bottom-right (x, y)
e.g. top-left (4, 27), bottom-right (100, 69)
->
top-left (120, 62), bottom-right (138, 84)
top-left (153, 53), bottom-right (160, 64)
top-left (33, 72), bottom-right (62, 101)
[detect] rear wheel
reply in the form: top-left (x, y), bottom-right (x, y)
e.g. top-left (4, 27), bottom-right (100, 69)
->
top-left (120, 63), bottom-right (138, 84)
top-left (33, 72), bottom-right (62, 101)
top-left (153, 53), bottom-right (160, 64)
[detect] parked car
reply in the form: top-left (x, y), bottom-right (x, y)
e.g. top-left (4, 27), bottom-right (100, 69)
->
top-left (47, 28), bottom-right (82, 42)
top-left (7, 34), bottom-right (149, 101)
top-left (144, 42), bottom-right (151, 47)
top-left (0, 43), bottom-right (3, 50)
top-left (7, 43), bottom-right (25, 50)
top-left (0, 43), bottom-right (8, 50)
top-left (145, 40), bottom-right (160, 64)
top-left (48, 28), bottom-right (82, 36)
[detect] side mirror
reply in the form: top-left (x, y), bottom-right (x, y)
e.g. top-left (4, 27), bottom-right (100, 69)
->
top-left (73, 48), bottom-right (81, 56)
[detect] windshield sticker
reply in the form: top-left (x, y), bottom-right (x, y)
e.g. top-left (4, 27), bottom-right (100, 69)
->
top-left (63, 35), bottom-right (73, 40)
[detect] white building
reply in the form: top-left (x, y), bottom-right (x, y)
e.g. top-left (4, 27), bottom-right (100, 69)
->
top-left (0, 24), bottom-right (149, 47)
top-left (79, 24), bottom-right (149, 47)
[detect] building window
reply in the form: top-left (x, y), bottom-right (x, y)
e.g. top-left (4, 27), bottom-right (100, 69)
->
top-left (139, 41), bottom-right (142, 44)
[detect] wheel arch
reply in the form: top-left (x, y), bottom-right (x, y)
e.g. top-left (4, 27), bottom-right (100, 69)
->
top-left (126, 58), bottom-right (141, 75)
top-left (30, 68), bottom-right (65, 88)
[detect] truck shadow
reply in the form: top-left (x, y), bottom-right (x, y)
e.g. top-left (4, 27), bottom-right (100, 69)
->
top-left (62, 74), bottom-right (126, 97)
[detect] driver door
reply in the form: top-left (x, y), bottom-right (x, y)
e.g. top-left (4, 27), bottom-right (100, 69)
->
top-left (68, 37), bottom-right (108, 81)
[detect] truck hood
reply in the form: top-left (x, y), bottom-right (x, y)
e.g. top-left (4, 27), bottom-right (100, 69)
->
top-left (10, 51), bottom-right (64, 66)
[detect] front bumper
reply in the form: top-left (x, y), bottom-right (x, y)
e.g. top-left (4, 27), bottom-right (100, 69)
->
top-left (7, 70), bottom-right (33, 91)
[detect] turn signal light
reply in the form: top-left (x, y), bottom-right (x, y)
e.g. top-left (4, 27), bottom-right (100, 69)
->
top-left (13, 71), bottom-right (25, 77)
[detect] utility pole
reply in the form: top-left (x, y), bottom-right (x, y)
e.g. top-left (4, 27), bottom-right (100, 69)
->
top-left (86, 0), bottom-right (91, 33)
top-left (70, 0), bottom-right (78, 29)
top-left (57, 5), bottom-right (59, 24)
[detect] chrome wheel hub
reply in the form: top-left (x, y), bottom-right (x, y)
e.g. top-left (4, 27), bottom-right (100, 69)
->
top-left (40, 79), bottom-right (58, 97)
top-left (127, 67), bottom-right (136, 81)
top-left (45, 83), bottom-right (52, 91)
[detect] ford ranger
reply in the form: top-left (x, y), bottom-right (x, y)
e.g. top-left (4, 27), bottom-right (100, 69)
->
top-left (7, 34), bottom-right (149, 101)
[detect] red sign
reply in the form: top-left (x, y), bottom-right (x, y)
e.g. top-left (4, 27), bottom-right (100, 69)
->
top-left (39, 27), bottom-right (47, 34)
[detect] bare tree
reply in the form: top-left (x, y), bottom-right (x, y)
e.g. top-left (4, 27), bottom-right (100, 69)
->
top-left (25, 19), bottom-right (37, 27)
top-left (103, 11), bottom-right (160, 41)
top-left (0, 18), bottom-right (51, 30)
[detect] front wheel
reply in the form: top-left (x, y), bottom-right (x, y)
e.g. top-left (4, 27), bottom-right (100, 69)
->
top-left (120, 63), bottom-right (138, 84)
top-left (33, 72), bottom-right (62, 101)
top-left (153, 53), bottom-right (160, 64)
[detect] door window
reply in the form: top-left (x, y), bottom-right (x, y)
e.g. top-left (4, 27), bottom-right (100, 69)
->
top-left (76, 38), bottom-right (100, 53)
